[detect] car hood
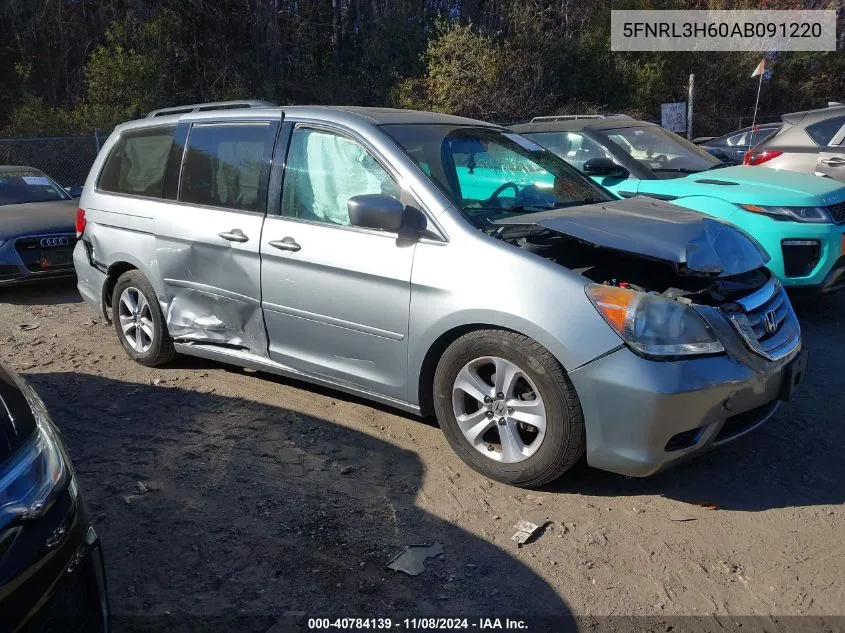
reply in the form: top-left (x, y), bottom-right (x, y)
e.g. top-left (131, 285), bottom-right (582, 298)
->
top-left (639, 165), bottom-right (845, 207)
top-left (0, 199), bottom-right (76, 237)
top-left (493, 197), bottom-right (769, 276)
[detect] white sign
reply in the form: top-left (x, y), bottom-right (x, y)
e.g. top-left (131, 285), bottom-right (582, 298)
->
top-left (661, 102), bottom-right (687, 133)
top-left (611, 10), bottom-right (836, 52)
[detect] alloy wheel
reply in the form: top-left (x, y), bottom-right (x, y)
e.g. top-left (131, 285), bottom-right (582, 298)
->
top-left (451, 356), bottom-right (547, 463)
top-left (118, 287), bottom-right (155, 353)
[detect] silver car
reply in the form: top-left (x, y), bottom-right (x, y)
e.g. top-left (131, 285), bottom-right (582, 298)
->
top-left (0, 166), bottom-right (78, 286)
top-left (746, 104), bottom-right (845, 181)
top-left (73, 102), bottom-right (807, 487)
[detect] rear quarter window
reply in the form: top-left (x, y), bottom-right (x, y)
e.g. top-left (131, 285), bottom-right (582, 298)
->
top-left (98, 126), bottom-right (176, 197)
top-left (806, 116), bottom-right (845, 146)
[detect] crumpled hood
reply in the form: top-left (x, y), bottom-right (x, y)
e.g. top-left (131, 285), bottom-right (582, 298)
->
top-left (640, 165), bottom-right (845, 207)
top-left (494, 197), bottom-right (769, 276)
top-left (0, 199), bottom-right (76, 238)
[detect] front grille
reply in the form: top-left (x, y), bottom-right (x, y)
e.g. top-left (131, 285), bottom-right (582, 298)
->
top-left (725, 277), bottom-right (800, 361)
top-left (782, 240), bottom-right (821, 277)
top-left (714, 402), bottom-right (778, 444)
top-left (22, 554), bottom-right (105, 633)
top-left (13, 235), bottom-right (76, 274)
top-left (665, 427), bottom-right (702, 452)
top-left (0, 265), bottom-right (21, 280)
top-left (827, 201), bottom-right (845, 224)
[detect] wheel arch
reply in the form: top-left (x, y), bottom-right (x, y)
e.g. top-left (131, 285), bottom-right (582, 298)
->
top-left (102, 259), bottom-right (142, 320)
top-left (416, 320), bottom-right (572, 418)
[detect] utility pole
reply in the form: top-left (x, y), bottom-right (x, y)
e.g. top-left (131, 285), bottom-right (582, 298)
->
top-left (687, 74), bottom-right (695, 141)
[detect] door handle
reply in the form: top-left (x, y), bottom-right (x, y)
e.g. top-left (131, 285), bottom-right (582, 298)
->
top-left (268, 237), bottom-right (301, 252)
top-left (820, 157), bottom-right (845, 166)
top-left (219, 229), bottom-right (249, 243)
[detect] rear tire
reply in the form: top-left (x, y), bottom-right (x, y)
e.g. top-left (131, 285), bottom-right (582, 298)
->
top-left (433, 329), bottom-right (584, 488)
top-left (112, 270), bottom-right (176, 367)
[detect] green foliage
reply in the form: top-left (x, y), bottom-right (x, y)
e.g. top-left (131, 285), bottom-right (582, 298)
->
top-left (7, 94), bottom-right (72, 135)
top-left (392, 19), bottom-right (554, 121)
top-left (394, 21), bottom-right (503, 118)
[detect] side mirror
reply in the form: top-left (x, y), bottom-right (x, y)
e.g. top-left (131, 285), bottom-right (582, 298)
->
top-left (348, 194), bottom-right (406, 232)
top-left (583, 157), bottom-right (628, 179)
top-left (65, 185), bottom-right (83, 199)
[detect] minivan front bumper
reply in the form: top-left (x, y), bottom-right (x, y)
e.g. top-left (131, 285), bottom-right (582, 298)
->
top-left (568, 344), bottom-right (804, 477)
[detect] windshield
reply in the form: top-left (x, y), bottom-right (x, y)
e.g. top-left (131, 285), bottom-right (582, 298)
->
top-left (380, 124), bottom-right (614, 228)
top-left (603, 126), bottom-right (721, 176)
top-left (0, 169), bottom-right (70, 206)
top-left (522, 131), bottom-right (619, 171)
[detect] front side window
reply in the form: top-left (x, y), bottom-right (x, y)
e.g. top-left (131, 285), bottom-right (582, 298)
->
top-left (281, 127), bottom-right (401, 227)
top-left (99, 126), bottom-right (175, 197)
top-left (381, 124), bottom-right (612, 228)
top-left (603, 125), bottom-right (721, 176)
top-left (180, 122), bottom-right (274, 212)
top-left (0, 169), bottom-right (70, 206)
top-left (524, 131), bottom-right (618, 171)
top-left (806, 116), bottom-right (845, 146)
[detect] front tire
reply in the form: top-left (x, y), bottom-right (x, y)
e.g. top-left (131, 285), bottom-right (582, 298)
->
top-left (112, 270), bottom-right (176, 367)
top-left (433, 329), bottom-right (584, 488)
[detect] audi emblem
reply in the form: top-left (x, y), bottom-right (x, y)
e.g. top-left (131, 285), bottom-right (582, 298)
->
top-left (39, 237), bottom-right (69, 248)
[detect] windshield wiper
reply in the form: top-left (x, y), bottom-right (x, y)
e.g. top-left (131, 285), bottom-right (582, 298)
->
top-left (706, 162), bottom-right (730, 170)
top-left (463, 204), bottom-right (554, 214)
top-left (650, 167), bottom-right (700, 174)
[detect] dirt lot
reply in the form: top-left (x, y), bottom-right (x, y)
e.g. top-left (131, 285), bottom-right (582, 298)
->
top-left (1, 281), bottom-right (843, 630)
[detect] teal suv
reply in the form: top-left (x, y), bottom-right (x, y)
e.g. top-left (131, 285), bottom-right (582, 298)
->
top-left (512, 117), bottom-right (845, 293)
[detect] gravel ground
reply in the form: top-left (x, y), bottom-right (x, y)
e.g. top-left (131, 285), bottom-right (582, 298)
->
top-left (1, 280), bottom-right (843, 631)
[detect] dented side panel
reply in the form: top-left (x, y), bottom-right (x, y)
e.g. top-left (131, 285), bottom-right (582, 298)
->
top-left (155, 204), bottom-right (268, 355)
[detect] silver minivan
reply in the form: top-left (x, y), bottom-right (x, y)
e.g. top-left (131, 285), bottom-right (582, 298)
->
top-left (73, 102), bottom-right (807, 487)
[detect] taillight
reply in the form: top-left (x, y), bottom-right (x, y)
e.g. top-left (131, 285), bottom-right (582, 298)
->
top-left (743, 149), bottom-right (783, 166)
top-left (75, 208), bottom-right (86, 238)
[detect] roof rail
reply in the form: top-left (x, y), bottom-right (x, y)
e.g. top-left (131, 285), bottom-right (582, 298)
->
top-left (529, 114), bottom-right (632, 122)
top-left (146, 100), bottom-right (277, 118)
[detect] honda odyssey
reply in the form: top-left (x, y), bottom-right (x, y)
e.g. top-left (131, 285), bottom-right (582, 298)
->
top-left (74, 103), bottom-right (806, 487)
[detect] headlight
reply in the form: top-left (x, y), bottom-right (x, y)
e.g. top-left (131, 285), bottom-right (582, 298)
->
top-left (586, 284), bottom-right (725, 358)
top-left (740, 204), bottom-right (832, 224)
top-left (0, 379), bottom-right (70, 532)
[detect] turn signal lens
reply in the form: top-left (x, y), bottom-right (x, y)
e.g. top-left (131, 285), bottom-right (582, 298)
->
top-left (584, 284), bottom-right (632, 332)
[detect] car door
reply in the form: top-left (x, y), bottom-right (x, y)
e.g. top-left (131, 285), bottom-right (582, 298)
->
top-left (260, 123), bottom-right (415, 400)
top-left (815, 121), bottom-right (845, 182)
top-left (154, 116), bottom-right (281, 354)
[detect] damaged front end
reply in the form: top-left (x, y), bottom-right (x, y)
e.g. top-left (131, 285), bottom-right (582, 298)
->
top-left (494, 197), bottom-right (800, 364)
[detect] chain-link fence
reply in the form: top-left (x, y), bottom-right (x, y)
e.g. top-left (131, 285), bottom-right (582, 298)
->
top-left (0, 133), bottom-right (106, 187)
